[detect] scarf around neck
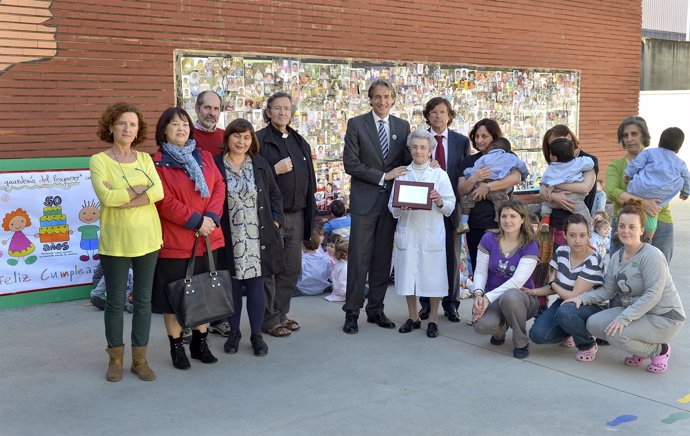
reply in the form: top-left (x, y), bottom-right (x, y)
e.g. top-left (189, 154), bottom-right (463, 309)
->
top-left (161, 139), bottom-right (210, 198)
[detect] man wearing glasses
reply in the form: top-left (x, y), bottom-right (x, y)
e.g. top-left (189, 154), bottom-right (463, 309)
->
top-left (257, 92), bottom-right (316, 337)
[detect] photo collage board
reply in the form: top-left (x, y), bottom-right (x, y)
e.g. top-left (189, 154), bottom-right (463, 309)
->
top-left (175, 51), bottom-right (580, 208)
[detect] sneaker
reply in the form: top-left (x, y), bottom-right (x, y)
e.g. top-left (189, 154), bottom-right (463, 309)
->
top-left (208, 320), bottom-right (231, 337)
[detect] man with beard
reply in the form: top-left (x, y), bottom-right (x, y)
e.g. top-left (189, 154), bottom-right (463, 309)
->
top-left (193, 91), bottom-right (224, 155)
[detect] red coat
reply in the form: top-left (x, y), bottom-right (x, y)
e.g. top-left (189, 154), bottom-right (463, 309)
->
top-left (153, 148), bottom-right (225, 258)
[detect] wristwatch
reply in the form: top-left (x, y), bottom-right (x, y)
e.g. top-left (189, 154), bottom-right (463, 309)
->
top-left (472, 289), bottom-right (484, 298)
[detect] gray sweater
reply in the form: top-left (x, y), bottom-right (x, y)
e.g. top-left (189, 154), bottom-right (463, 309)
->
top-left (579, 244), bottom-right (685, 326)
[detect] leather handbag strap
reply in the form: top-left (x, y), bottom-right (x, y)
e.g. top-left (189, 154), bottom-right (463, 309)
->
top-left (184, 236), bottom-right (202, 282)
top-left (203, 235), bottom-right (217, 273)
top-left (184, 235), bottom-right (217, 282)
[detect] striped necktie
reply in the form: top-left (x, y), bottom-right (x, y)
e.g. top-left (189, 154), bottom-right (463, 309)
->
top-left (378, 120), bottom-right (389, 161)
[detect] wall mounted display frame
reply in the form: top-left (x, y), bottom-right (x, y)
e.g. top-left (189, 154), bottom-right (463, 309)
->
top-left (175, 51), bottom-right (580, 205)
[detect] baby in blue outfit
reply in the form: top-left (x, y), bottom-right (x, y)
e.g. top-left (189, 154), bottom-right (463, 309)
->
top-left (540, 138), bottom-right (594, 232)
top-left (460, 137), bottom-right (529, 233)
top-left (625, 127), bottom-right (690, 241)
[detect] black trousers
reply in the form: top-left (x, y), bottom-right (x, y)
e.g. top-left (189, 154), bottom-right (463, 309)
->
top-left (343, 191), bottom-right (395, 318)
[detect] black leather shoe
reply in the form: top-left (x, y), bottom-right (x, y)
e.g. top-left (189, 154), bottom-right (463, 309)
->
top-left (513, 345), bottom-right (529, 359)
top-left (418, 306), bottom-right (430, 320)
top-left (250, 333), bottom-right (268, 356)
top-left (367, 312), bottom-right (396, 329)
top-left (223, 330), bottom-right (242, 354)
top-left (343, 314), bottom-right (359, 334)
top-left (426, 322), bottom-right (439, 338)
top-left (398, 318), bottom-right (421, 333)
top-left (444, 308), bottom-right (461, 323)
top-left (490, 335), bottom-right (505, 345)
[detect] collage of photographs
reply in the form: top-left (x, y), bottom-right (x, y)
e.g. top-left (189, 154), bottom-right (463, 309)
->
top-left (176, 53), bottom-right (580, 209)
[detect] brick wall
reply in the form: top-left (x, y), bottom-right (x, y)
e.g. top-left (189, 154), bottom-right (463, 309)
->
top-left (0, 0), bottom-right (641, 175)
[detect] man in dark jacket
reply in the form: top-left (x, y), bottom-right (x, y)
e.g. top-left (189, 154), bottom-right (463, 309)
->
top-left (257, 92), bottom-right (317, 337)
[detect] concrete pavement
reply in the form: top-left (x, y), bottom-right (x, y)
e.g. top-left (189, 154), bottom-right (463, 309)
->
top-left (1, 200), bottom-right (690, 435)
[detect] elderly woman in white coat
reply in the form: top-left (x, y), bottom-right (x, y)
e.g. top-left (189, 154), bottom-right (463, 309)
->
top-left (389, 129), bottom-right (456, 338)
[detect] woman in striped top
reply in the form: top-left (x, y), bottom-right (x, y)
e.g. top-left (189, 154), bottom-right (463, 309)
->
top-left (527, 214), bottom-right (605, 361)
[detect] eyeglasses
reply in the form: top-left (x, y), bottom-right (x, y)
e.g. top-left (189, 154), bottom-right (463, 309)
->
top-left (114, 155), bottom-right (155, 194)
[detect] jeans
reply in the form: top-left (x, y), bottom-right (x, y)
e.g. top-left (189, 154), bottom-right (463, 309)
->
top-left (529, 299), bottom-right (602, 351)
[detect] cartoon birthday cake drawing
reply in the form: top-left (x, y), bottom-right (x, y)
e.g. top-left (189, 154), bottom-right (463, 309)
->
top-left (38, 205), bottom-right (70, 242)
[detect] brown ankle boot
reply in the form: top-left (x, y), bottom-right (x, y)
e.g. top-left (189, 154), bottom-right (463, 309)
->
top-left (131, 346), bottom-right (156, 381)
top-left (105, 346), bottom-right (124, 382)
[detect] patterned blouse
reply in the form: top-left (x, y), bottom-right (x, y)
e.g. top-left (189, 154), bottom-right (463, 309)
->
top-left (224, 156), bottom-right (262, 279)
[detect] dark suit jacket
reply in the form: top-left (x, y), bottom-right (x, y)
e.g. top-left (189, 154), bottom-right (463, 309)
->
top-left (343, 111), bottom-right (411, 215)
top-left (213, 154), bottom-right (286, 277)
top-left (438, 129), bottom-right (470, 228)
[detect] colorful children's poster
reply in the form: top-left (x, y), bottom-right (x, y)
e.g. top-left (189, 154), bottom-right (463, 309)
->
top-left (0, 169), bottom-right (100, 295)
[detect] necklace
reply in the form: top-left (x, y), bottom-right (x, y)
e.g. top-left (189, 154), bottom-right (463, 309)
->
top-left (499, 238), bottom-right (519, 257)
top-left (622, 243), bottom-right (644, 261)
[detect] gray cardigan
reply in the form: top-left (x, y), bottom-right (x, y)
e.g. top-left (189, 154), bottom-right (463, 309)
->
top-left (579, 244), bottom-right (685, 326)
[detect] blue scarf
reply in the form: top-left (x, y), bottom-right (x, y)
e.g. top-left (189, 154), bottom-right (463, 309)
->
top-left (161, 139), bottom-right (210, 198)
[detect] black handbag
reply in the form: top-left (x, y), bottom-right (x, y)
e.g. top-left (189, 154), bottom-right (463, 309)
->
top-left (165, 236), bottom-right (234, 328)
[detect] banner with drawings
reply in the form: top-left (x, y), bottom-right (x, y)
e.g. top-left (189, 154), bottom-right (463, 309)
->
top-left (0, 169), bottom-right (100, 296)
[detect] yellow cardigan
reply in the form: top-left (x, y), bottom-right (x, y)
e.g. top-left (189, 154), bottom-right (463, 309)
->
top-left (89, 151), bottom-right (164, 257)
top-left (605, 156), bottom-right (671, 223)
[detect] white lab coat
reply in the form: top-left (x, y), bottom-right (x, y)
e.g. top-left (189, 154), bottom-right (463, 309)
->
top-left (388, 162), bottom-right (456, 297)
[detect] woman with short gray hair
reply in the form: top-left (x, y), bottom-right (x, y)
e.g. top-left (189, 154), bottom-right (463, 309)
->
top-left (388, 129), bottom-right (456, 338)
top-left (606, 116), bottom-right (674, 262)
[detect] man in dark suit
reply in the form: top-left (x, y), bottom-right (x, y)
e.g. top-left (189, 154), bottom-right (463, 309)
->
top-left (418, 97), bottom-right (470, 323)
top-left (342, 79), bottom-right (411, 334)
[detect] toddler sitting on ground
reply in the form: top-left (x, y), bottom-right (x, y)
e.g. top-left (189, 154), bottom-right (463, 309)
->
top-left (295, 229), bottom-right (333, 296)
top-left (322, 200), bottom-right (351, 240)
top-left (325, 241), bottom-right (348, 302)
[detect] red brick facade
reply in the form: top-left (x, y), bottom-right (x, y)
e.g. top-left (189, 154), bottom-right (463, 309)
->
top-left (0, 0), bottom-right (641, 173)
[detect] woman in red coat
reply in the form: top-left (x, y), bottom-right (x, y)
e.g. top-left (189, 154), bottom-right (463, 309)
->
top-left (151, 107), bottom-right (226, 370)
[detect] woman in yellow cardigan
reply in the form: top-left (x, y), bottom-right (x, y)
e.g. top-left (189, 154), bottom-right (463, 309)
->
top-left (90, 102), bottom-right (164, 382)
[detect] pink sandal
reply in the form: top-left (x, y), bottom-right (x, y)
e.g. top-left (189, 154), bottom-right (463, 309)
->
top-left (624, 355), bottom-right (646, 366)
top-left (575, 343), bottom-right (598, 362)
top-left (647, 344), bottom-right (671, 374)
top-left (559, 336), bottom-right (576, 348)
